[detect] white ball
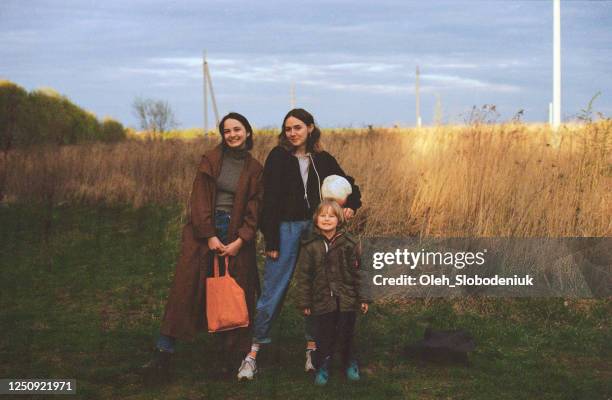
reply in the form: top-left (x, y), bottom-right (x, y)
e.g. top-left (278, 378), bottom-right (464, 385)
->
top-left (321, 175), bottom-right (352, 203)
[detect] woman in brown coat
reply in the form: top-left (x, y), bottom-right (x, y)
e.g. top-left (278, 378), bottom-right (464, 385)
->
top-left (143, 112), bottom-right (263, 381)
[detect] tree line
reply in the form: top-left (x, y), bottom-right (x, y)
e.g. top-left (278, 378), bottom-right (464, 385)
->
top-left (0, 80), bottom-right (126, 150)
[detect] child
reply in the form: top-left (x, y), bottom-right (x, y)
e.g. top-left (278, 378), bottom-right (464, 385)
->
top-left (295, 199), bottom-right (370, 386)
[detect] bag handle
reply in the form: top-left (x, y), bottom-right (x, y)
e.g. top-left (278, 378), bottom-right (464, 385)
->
top-left (212, 255), bottom-right (231, 278)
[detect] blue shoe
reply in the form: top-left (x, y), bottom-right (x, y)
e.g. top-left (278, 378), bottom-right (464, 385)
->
top-left (314, 362), bottom-right (329, 386)
top-left (346, 360), bottom-right (360, 381)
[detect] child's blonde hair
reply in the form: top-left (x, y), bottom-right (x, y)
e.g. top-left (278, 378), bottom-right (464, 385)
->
top-left (313, 199), bottom-right (345, 228)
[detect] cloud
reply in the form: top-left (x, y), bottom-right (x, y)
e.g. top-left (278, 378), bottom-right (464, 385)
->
top-left (0, 29), bottom-right (41, 46)
top-left (421, 73), bottom-right (520, 93)
top-left (118, 55), bottom-right (521, 94)
top-left (150, 57), bottom-right (239, 67)
top-left (428, 63), bottom-right (479, 69)
top-left (300, 79), bottom-right (407, 94)
top-left (118, 67), bottom-right (195, 79)
top-left (326, 62), bottom-right (402, 73)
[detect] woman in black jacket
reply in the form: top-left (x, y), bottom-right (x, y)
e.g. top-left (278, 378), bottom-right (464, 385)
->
top-left (237, 108), bottom-right (361, 380)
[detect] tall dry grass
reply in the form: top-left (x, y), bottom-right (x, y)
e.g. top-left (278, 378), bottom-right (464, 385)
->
top-left (1, 123), bottom-right (610, 237)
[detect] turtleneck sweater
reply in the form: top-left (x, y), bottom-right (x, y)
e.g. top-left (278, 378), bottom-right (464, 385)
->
top-left (215, 147), bottom-right (247, 212)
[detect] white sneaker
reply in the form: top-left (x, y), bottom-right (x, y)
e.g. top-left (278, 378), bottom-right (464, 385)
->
top-left (237, 357), bottom-right (257, 381)
top-left (305, 349), bottom-right (315, 372)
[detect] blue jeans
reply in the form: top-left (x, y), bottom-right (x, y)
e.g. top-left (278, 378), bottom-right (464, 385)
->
top-left (252, 220), bottom-right (314, 344)
top-left (206, 210), bottom-right (231, 277)
top-left (156, 210), bottom-right (231, 353)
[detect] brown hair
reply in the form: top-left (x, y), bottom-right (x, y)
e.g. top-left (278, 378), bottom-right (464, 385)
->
top-left (278, 108), bottom-right (322, 153)
top-left (313, 199), bottom-right (345, 229)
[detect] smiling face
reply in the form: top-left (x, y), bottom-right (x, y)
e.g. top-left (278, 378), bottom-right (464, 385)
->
top-left (222, 118), bottom-right (249, 149)
top-left (284, 116), bottom-right (313, 151)
top-left (316, 205), bottom-right (339, 233)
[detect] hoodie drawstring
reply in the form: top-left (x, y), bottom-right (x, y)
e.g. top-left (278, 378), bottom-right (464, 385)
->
top-left (309, 153), bottom-right (323, 202)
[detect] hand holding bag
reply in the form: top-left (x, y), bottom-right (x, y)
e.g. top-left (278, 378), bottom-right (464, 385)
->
top-left (206, 255), bottom-right (249, 333)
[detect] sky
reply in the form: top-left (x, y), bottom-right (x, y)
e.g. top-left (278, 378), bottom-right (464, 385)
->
top-left (1, 0), bottom-right (611, 129)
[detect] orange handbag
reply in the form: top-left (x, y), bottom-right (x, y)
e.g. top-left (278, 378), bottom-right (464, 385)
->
top-left (206, 255), bottom-right (249, 333)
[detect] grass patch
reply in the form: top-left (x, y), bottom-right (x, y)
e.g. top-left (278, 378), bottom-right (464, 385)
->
top-left (0, 204), bottom-right (610, 399)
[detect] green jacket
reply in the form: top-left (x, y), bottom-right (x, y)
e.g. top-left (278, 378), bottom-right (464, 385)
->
top-left (295, 229), bottom-right (370, 316)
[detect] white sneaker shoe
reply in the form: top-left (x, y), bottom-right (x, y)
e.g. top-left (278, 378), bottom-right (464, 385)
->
top-left (237, 357), bottom-right (257, 381)
top-left (305, 349), bottom-right (315, 372)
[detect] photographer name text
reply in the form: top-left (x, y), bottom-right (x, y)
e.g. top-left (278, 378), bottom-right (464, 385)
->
top-left (372, 274), bottom-right (534, 287)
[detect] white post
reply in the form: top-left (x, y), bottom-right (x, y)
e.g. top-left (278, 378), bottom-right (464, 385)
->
top-left (415, 66), bottom-right (421, 128)
top-left (553, 0), bottom-right (561, 130)
top-left (549, 102), bottom-right (553, 125)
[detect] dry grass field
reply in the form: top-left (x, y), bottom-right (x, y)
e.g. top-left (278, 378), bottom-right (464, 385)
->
top-left (1, 121), bottom-right (610, 237)
top-left (1, 123), bottom-right (610, 399)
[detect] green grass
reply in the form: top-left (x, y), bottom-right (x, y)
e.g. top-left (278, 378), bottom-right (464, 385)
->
top-left (0, 204), bottom-right (610, 399)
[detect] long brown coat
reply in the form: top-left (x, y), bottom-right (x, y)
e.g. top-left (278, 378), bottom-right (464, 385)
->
top-left (160, 144), bottom-right (263, 354)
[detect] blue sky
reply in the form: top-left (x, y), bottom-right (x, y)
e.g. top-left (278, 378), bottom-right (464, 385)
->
top-left (1, 0), bottom-right (611, 128)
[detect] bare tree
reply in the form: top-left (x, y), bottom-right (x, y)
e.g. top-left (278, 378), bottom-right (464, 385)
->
top-left (132, 97), bottom-right (178, 133)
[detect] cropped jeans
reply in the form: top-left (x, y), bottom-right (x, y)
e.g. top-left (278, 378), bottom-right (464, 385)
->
top-left (252, 220), bottom-right (314, 344)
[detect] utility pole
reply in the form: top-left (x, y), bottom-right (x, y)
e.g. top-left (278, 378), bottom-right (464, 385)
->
top-left (203, 51), bottom-right (208, 133)
top-left (205, 61), bottom-right (220, 127)
top-left (415, 66), bottom-right (422, 128)
top-left (552, 0), bottom-right (561, 130)
top-left (202, 50), bottom-right (220, 132)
